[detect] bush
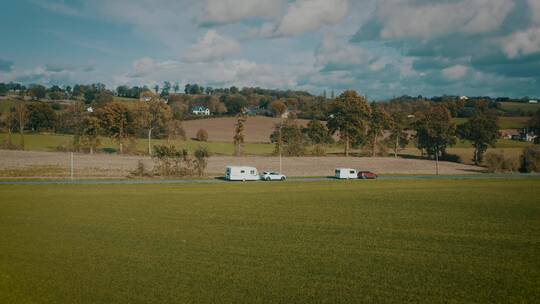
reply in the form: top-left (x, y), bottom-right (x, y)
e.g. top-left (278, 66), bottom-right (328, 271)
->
top-left (193, 146), bottom-right (210, 176)
top-left (196, 129), bottom-right (208, 142)
top-left (152, 145), bottom-right (209, 177)
top-left (485, 151), bottom-right (519, 173)
top-left (130, 160), bottom-right (152, 178)
top-left (520, 146), bottom-right (540, 173)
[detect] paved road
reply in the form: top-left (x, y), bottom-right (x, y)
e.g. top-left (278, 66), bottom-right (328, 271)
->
top-left (1, 174), bottom-right (539, 186)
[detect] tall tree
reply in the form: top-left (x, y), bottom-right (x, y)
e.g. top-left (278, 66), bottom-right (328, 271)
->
top-left (367, 103), bottom-right (391, 157)
top-left (15, 103), bottom-right (28, 149)
top-left (388, 112), bottom-right (410, 158)
top-left (173, 82), bottom-right (180, 94)
top-left (269, 100), bottom-right (287, 117)
top-left (166, 119), bottom-right (186, 143)
top-left (27, 84), bottom-right (46, 100)
top-left (414, 105), bottom-right (457, 174)
top-left (66, 101), bottom-right (86, 152)
top-left (80, 116), bottom-right (101, 154)
top-left (327, 90), bottom-right (370, 156)
top-left (458, 111), bottom-right (499, 165)
top-left (303, 120), bottom-right (333, 145)
top-left (98, 102), bottom-right (138, 154)
top-left (233, 112), bottom-right (247, 156)
top-left (27, 102), bottom-right (57, 132)
top-left (270, 118), bottom-right (306, 156)
top-left (138, 96), bottom-right (173, 155)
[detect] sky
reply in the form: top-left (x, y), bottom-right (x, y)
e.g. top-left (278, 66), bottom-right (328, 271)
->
top-left (0, 0), bottom-right (539, 99)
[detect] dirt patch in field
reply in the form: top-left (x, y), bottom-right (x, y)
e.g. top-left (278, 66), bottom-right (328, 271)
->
top-left (183, 116), bottom-right (310, 143)
top-left (0, 150), bottom-right (484, 179)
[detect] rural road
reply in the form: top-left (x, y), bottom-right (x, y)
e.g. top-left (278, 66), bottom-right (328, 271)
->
top-left (1, 174), bottom-right (539, 185)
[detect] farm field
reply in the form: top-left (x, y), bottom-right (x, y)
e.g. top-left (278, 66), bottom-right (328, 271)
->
top-left (182, 116), bottom-right (311, 143)
top-left (499, 101), bottom-right (540, 115)
top-left (453, 116), bottom-right (532, 129)
top-left (0, 150), bottom-right (483, 178)
top-left (1, 180), bottom-right (539, 303)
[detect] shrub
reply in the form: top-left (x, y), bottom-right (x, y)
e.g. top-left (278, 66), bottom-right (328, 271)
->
top-left (485, 151), bottom-right (519, 173)
top-left (520, 146), bottom-right (540, 173)
top-left (130, 160), bottom-right (152, 178)
top-left (152, 145), bottom-right (209, 177)
top-left (193, 146), bottom-right (210, 176)
top-left (196, 129), bottom-right (208, 142)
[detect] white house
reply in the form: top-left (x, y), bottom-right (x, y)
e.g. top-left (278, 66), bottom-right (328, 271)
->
top-left (529, 100), bottom-right (538, 104)
top-left (459, 96), bottom-right (469, 101)
top-left (192, 106), bottom-right (210, 116)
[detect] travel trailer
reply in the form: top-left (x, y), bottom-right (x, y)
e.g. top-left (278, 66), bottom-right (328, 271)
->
top-left (335, 168), bottom-right (358, 179)
top-left (225, 166), bottom-right (260, 181)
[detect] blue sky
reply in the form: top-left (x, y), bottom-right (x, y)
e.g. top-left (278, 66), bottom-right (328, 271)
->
top-left (1, 0), bottom-right (539, 99)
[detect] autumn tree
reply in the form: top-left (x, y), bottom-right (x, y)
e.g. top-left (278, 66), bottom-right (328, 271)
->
top-left (414, 104), bottom-right (457, 174)
top-left (303, 120), bottom-right (333, 145)
top-left (27, 102), bottom-right (57, 132)
top-left (166, 120), bottom-right (186, 143)
top-left (269, 100), bottom-right (287, 117)
top-left (233, 112), bottom-right (247, 156)
top-left (15, 103), bottom-right (28, 149)
top-left (366, 103), bottom-right (391, 157)
top-left (137, 95), bottom-right (172, 155)
top-left (98, 102), bottom-right (138, 154)
top-left (65, 101), bottom-right (86, 152)
top-left (388, 112), bottom-right (410, 158)
top-left (270, 118), bottom-right (306, 156)
top-left (458, 111), bottom-right (499, 165)
top-left (327, 91), bottom-right (371, 156)
top-left (80, 116), bottom-right (101, 154)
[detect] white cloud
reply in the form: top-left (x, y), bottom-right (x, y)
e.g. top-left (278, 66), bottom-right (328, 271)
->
top-left (529, 0), bottom-right (540, 23)
top-left (275, 0), bottom-right (349, 36)
top-left (376, 0), bottom-right (514, 40)
top-left (182, 30), bottom-right (241, 63)
top-left (120, 57), bottom-right (305, 90)
top-left (254, 0), bottom-right (350, 37)
top-left (442, 65), bottom-right (468, 80)
top-left (315, 34), bottom-right (367, 69)
top-left (502, 27), bottom-right (540, 58)
top-left (200, 0), bottom-right (285, 24)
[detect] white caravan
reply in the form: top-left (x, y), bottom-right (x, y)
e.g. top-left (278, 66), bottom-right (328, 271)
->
top-left (225, 166), bottom-right (260, 181)
top-left (335, 168), bottom-right (358, 179)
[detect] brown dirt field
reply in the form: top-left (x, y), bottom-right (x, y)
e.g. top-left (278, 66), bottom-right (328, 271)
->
top-left (0, 150), bottom-right (484, 179)
top-left (182, 116), bottom-right (310, 143)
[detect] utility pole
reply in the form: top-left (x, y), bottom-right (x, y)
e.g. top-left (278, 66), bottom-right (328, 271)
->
top-left (70, 152), bottom-right (74, 180)
top-left (279, 119), bottom-right (283, 173)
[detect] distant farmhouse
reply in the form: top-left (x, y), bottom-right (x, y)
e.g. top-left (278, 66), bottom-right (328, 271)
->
top-left (192, 106), bottom-right (210, 116)
top-left (530, 99), bottom-right (538, 104)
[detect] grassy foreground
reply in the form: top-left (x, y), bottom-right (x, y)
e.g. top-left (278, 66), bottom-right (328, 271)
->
top-left (1, 180), bottom-right (539, 303)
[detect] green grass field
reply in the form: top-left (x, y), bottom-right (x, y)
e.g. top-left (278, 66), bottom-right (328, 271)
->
top-left (0, 132), bottom-right (530, 159)
top-left (499, 102), bottom-right (540, 115)
top-left (0, 180), bottom-right (539, 303)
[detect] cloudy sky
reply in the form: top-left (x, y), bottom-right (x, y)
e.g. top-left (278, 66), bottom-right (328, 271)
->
top-left (1, 0), bottom-right (539, 99)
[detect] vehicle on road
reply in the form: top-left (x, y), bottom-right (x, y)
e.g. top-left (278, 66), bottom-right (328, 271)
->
top-left (225, 166), bottom-right (260, 181)
top-left (335, 168), bottom-right (358, 179)
top-left (358, 171), bottom-right (378, 179)
top-left (260, 171), bottom-right (287, 181)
